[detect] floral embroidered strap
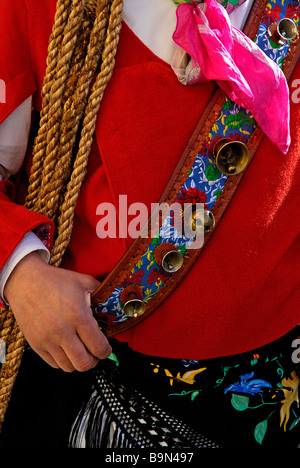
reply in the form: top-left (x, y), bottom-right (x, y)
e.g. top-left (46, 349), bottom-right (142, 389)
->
top-left (91, 0), bottom-right (300, 336)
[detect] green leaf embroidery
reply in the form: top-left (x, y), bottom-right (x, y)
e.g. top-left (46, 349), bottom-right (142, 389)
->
top-left (205, 165), bottom-right (221, 181)
top-left (177, 245), bottom-right (187, 256)
top-left (225, 112), bottom-right (245, 129)
top-left (244, 114), bottom-right (255, 127)
top-left (254, 420), bottom-right (268, 445)
top-left (269, 38), bottom-right (282, 49)
top-left (289, 417), bottom-right (300, 431)
top-left (191, 391), bottom-right (200, 401)
top-left (231, 394), bottom-right (249, 411)
top-left (213, 189), bottom-right (222, 200)
top-left (223, 98), bottom-right (233, 110)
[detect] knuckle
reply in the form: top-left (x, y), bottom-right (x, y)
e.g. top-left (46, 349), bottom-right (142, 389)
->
top-left (53, 322), bottom-right (70, 342)
top-left (67, 307), bottom-right (87, 327)
top-left (75, 356), bottom-right (98, 372)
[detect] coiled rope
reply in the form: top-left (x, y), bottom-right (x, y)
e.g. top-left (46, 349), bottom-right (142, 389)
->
top-left (0, 0), bottom-right (123, 431)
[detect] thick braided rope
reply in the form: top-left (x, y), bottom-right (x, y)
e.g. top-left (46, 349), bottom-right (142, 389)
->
top-left (51, 0), bottom-right (123, 267)
top-left (26, 0), bottom-right (73, 211)
top-left (39, 0), bottom-right (112, 221)
top-left (0, 0), bottom-right (75, 427)
top-left (0, 311), bottom-right (26, 429)
top-left (0, 1), bottom-right (83, 428)
top-left (32, 0), bottom-right (85, 217)
top-left (0, 0), bottom-right (123, 432)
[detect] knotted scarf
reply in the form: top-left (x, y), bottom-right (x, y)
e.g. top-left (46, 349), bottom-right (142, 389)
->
top-left (171, 0), bottom-right (291, 153)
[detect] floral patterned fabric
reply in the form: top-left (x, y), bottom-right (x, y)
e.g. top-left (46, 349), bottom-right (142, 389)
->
top-left (100, 326), bottom-right (300, 447)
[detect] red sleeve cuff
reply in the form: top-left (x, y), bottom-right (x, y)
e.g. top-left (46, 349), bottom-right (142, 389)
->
top-left (0, 179), bottom-right (54, 270)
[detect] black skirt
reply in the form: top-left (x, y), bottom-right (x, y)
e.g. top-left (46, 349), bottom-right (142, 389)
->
top-left (1, 326), bottom-right (300, 448)
top-left (70, 327), bottom-right (300, 448)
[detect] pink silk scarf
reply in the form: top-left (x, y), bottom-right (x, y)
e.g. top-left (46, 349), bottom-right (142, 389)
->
top-left (172, 0), bottom-right (291, 153)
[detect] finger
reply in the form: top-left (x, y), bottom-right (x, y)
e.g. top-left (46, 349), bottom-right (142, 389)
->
top-left (77, 309), bottom-right (112, 360)
top-left (63, 335), bottom-right (100, 372)
top-left (28, 343), bottom-right (61, 369)
top-left (34, 349), bottom-right (60, 369)
top-left (47, 345), bottom-right (76, 373)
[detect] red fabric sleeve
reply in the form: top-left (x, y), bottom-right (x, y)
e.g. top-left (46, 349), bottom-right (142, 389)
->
top-left (0, 0), bottom-right (37, 124)
top-left (0, 0), bottom-right (54, 272)
top-left (0, 179), bottom-right (54, 270)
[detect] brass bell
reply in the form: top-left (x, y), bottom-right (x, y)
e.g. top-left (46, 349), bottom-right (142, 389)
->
top-left (154, 243), bottom-right (184, 273)
top-left (213, 138), bottom-right (249, 176)
top-left (120, 285), bottom-right (146, 318)
top-left (123, 298), bottom-right (146, 318)
top-left (268, 18), bottom-right (297, 46)
top-left (186, 205), bottom-right (215, 236)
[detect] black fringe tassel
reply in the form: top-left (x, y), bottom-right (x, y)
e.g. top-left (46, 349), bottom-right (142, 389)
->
top-left (69, 390), bottom-right (134, 448)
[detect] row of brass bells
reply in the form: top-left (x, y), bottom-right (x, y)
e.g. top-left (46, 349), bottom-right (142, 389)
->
top-left (121, 138), bottom-right (250, 317)
top-left (121, 181), bottom-right (220, 316)
top-left (121, 212), bottom-right (217, 318)
top-left (267, 18), bottom-right (297, 46)
top-left (154, 207), bottom-right (216, 272)
top-left (213, 138), bottom-right (249, 176)
top-left (121, 137), bottom-right (249, 317)
top-left (121, 243), bottom-right (186, 317)
top-left (121, 206), bottom-right (216, 316)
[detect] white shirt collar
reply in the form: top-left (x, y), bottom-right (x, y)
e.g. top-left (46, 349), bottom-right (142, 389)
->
top-left (123, 0), bottom-right (254, 65)
top-left (123, 0), bottom-right (178, 65)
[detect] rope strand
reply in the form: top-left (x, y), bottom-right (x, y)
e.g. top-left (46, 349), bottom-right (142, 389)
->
top-left (39, 0), bottom-right (111, 222)
top-left (0, 0), bottom-right (124, 432)
top-left (51, 0), bottom-right (123, 266)
top-left (34, 0), bottom-right (85, 217)
top-left (26, 0), bottom-right (73, 211)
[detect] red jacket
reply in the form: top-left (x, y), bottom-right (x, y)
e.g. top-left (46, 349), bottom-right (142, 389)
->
top-left (0, 0), bottom-right (299, 359)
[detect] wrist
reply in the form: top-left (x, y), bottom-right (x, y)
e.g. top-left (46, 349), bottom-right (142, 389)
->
top-left (4, 251), bottom-right (47, 304)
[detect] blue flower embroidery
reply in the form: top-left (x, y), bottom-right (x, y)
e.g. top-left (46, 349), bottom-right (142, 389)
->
top-left (182, 360), bottom-right (200, 367)
top-left (224, 372), bottom-right (272, 396)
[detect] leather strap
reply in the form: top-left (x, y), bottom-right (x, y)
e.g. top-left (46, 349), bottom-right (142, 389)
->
top-left (91, 0), bottom-right (300, 337)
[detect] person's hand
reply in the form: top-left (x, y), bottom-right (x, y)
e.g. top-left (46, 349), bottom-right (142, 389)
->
top-left (4, 251), bottom-right (112, 372)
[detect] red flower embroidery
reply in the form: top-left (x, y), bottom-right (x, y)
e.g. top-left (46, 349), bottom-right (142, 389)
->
top-left (147, 267), bottom-right (170, 286)
top-left (200, 134), bottom-right (222, 158)
top-left (285, 3), bottom-right (300, 21)
top-left (94, 309), bottom-right (119, 328)
top-left (262, 4), bottom-right (281, 26)
top-left (125, 269), bottom-right (145, 286)
top-left (176, 187), bottom-right (208, 208)
top-left (231, 132), bottom-right (247, 144)
top-left (172, 187), bottom-right (209, 233)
